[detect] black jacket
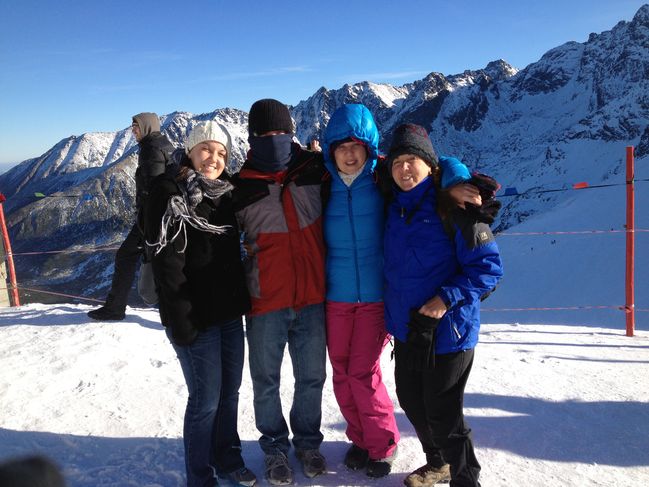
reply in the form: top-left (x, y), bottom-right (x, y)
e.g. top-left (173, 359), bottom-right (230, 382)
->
top-left (135, 132), bottom-right (174, 215)
top-left (146, 173), bottom-right (251, 346)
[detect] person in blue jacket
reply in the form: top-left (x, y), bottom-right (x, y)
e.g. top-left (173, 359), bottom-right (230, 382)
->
top-left (321, 105), bottom-right (482, 479)
top-left (321, 104), bottom-right (400, 478)
top-left (383, 123), bottom-right (503, 487)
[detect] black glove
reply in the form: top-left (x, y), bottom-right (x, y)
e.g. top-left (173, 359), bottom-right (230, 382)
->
top-left (466, 198), bottom-right (502, 224)
top-left (406, 310), bottom-right (440, 371)
top-left (465, 173), bottom-right (502, 224)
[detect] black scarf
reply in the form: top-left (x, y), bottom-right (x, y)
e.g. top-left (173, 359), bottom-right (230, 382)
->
top-left (248, 134), bottom-right (294, 172)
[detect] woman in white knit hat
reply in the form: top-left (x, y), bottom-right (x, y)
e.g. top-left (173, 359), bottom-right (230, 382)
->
top-left (145, 120), bottom-right (257, 487)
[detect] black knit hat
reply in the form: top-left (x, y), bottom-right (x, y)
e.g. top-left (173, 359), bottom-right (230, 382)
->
top-left (387, 123), bottom-right (438, 167)
top-left (248, 98), bottom-right (294, 137)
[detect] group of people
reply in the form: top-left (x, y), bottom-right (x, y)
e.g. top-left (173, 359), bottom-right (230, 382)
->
top-left (88, 99), bottom-right (503, 487)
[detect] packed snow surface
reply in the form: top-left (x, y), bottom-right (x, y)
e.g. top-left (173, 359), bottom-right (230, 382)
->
top-left (1, 304), bottom-right (648, 486)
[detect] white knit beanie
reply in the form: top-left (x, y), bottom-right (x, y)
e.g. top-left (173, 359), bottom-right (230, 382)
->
top-left (185, 121), bottom-right (232, 160)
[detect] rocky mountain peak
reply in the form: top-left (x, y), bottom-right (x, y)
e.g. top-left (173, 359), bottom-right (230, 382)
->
top-left (632, 3), bottom-right (649, 26)
top-left (484, 59), bottom-right (518, 80)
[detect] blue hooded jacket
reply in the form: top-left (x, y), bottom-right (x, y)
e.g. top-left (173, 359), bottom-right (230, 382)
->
top-left (322, 104), bottom-right (384, 303)
top-left (384, 177), bottom-right (503, 353)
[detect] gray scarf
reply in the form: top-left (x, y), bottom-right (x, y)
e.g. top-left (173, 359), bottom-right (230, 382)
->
top-left (147, 169), bottom-right (234, 255)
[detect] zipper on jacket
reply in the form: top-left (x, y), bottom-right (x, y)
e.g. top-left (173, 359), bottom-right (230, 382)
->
top-left (453, 323), bottom-right (462, 340)
top-left (347, 189), bottom-right (361, 302)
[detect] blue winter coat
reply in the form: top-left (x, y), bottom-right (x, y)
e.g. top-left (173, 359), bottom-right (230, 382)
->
top-left (322, 104), bottom-right (384, 303)
top-left (383, 177), bottom-right (503, 353)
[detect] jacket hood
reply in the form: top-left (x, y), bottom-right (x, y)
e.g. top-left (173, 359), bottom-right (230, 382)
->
top-left (132, 112), bottom-right (161, 138)
top-left (322, 104), bottom-right (380, 176)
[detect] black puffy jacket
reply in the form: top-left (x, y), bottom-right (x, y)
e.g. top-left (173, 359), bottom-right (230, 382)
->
top-left (135, 132), bottom-right (174, 214)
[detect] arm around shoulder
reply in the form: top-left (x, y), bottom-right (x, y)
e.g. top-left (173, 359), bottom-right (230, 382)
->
top-left (438, 211), bottom-right (503, 308)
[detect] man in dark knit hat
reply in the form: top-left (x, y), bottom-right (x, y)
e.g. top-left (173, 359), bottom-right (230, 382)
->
top-left (232, 99), bottom-right (328, 485)
top-left (88, 112), bottom-right (174, 321)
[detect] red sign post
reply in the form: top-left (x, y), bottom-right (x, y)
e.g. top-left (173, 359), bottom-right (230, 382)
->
top-left (625, 147), bottom-right (635, 337)
top-left (0, 193), bottom-right (20, 307)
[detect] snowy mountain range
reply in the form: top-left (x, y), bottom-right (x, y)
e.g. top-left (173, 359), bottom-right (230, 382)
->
top-left (1, 5), bottom-right (648, 314)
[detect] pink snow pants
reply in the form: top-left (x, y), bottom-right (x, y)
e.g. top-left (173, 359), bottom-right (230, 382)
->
top-left (326, 301), bottom-right (399, 460)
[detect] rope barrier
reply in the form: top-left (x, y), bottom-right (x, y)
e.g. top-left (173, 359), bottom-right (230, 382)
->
top-left (0, 285), bottom-right (104, 303)
top-left (7, 246), bottom-right (120, 257)
top-left (482, 305), bottom-right (620, 311)
top-left (499, 178), bottom-right (649, 197)
top-left (496, 229), bottom-right (649, 237)
top-left (481, 306), bottom-right (649, 312)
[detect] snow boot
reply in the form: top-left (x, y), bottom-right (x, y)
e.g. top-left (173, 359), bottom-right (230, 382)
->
top-left (403, 463), bottom-right (451, 487)
top-left (366, 445), bottom-right (397, 478)
top-left (87, 305), bottom-right (125, 321)
top-left (344, 444), bottom-right (369, 470)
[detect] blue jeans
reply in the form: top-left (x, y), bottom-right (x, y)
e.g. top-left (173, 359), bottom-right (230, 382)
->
top-left (246, 303), bottom-right (326, 455)
top-left (167, 319), bottom-right (245, 487)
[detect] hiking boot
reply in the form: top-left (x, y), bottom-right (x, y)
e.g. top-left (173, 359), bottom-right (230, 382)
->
top-left (220, 466), bottom-right (257, 486)
top-left (403, 463), bottom-right (451, 487)
top-left (87, 306), bottom-right (125, 321)
top-left (366, 445), bottom-right (397, 478)
top-left (264, 452), bottom-right (293, 486)
top-left (366, 458), bottom-right (392, 478)
top-left (344, 444), bottom-right (369, 470)
top-left (295, 449), bottom-right (326, 478)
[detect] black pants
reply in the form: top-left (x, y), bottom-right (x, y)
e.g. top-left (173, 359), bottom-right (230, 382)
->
top-left (104, 223), bottom-right (143, 312)
top-left (395, 341), bottom-right (481, 487)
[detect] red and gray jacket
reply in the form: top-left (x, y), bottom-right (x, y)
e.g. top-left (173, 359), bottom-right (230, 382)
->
top-left (232, 145), bottom-right (328, 316)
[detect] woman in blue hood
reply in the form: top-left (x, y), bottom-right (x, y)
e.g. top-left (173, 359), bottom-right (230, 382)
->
top-left (322, 104), bottom-right (396, 478)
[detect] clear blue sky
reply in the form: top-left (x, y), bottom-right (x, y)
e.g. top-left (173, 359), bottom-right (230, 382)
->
top-left (0, 0), bottom-right (646, 168)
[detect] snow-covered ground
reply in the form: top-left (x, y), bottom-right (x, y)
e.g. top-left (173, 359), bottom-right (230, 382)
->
top-left (1, 303), bottom-right (648, 486)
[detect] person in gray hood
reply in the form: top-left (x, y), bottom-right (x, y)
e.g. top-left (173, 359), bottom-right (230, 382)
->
top-left (88, 112), bottom-right (174, 321)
